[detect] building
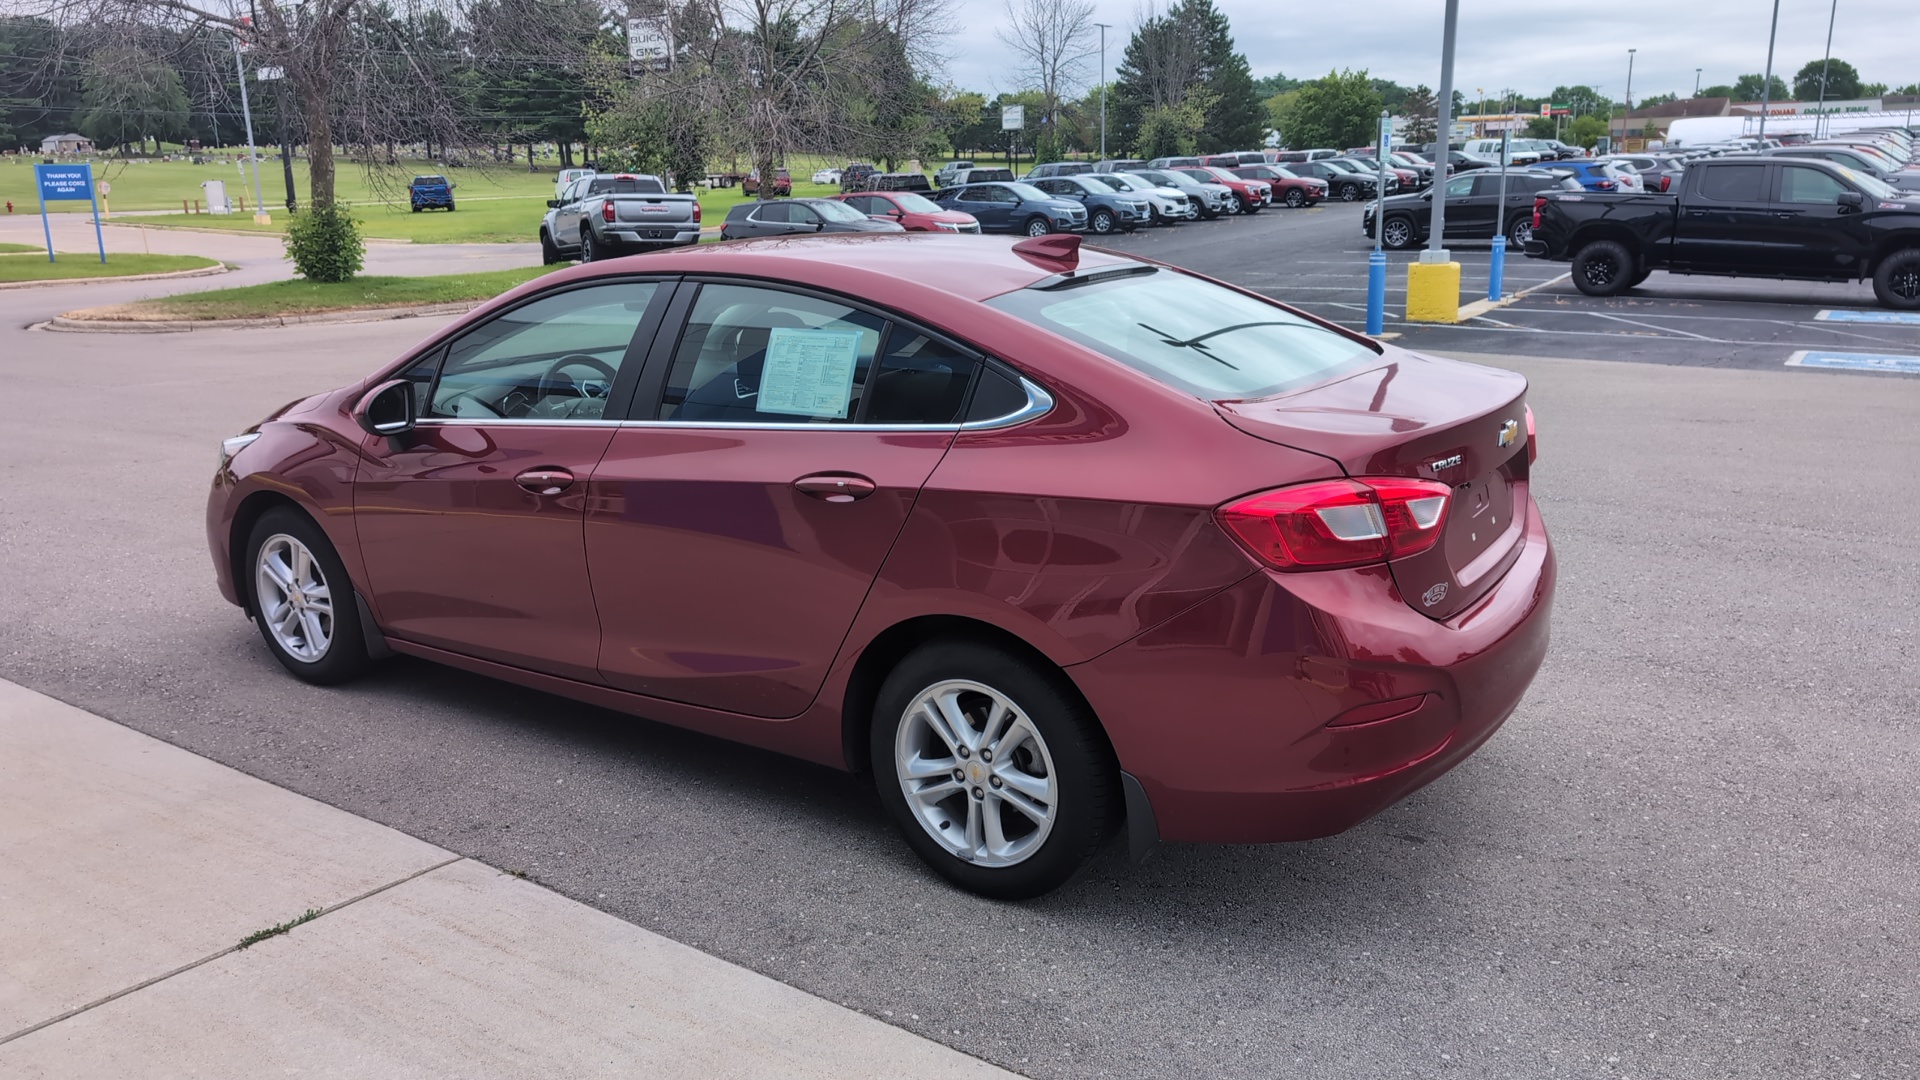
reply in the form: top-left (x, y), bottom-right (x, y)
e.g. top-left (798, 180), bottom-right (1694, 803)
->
top-left (39, 133), bottom-right (94, 155)
top-left (1728, 97), bottom-right (1883, 116)
top-left (1608, 97), bottom-right (1731, 147)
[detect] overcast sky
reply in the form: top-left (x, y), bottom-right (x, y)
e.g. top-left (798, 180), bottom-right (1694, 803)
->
top-left (942, 0), bottom-right (1918, 104)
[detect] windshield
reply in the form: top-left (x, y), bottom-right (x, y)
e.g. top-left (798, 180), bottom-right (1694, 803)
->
top-left (1008, 182), bottom-right (1052, 201)
top-left (986, 268), bottom-right (1375, 401)
top-left (812, 199), bottom-right (870, 222)
top-left (893, 192), bottom-right (942, 213)
top-left (1840, 166), bottom-right (1896, 200)
top-left (1095, 174), bottom-right (1143, 191)
top-left (1074, 177), bottom-right (1115, 193)
top-left (1139, 171), bottom-right (1195, 190)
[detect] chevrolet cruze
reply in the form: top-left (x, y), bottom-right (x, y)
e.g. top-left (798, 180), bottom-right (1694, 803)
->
top-left (209, 233), bottom-right (1554, 898)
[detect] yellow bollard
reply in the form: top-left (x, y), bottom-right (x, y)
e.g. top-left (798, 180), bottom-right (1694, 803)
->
top-left (1405, 259), bottom-right (1462, 323)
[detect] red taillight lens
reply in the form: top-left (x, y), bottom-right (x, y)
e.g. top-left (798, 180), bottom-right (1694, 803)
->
top-left (692, 201), bottom-right (702, 223)
top-left (1532, 196), bottom-right (1545, 230)
top-left (602, 200), bottom-right (616, 223)
top-left (1596, 179), bottom-right (1615, 190)
top-left (1659, 175), bottom-right (1671, 192)
top-left (1217, 478), bottom-right (1452, 571)
top-left (1525, 405), bottom-right (1537, 465)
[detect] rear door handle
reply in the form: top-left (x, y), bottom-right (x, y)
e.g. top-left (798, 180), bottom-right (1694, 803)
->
top-left (515, 467), bottom-right (574, 495)
top-left (793, 474), bottom-right (876, 503)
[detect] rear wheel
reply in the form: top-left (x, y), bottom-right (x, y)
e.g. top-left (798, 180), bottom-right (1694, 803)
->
top-left (871, 641), bottom-right (1117, 900)
top-left (1024, 216), bottom-right (1052, 237)
top-left (1505, 214), bottom-right (1534, 247)
top-left (1089, 208), bottom-right (1116, 234)
top-left (245, 507), bottom-right (370, 685)
top-left (1381, 215), bottom-right (1417, 250)
top-left (1284, 187), bottom-right (1306, 208)
top-left (1873, 248), bottom-right (1920, 310)
top-left (1571, 239), bottom-right (1634, 297)
top-left (445, 200), bottom-right (456, 212)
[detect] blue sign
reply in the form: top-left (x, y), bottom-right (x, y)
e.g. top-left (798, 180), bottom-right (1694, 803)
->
top-left (1815, 309), bottom-right (1920, 326)
top-left (36, 163), bottom-right (96, 201)
top-left (1786, 350), bottom-right (1920, 374)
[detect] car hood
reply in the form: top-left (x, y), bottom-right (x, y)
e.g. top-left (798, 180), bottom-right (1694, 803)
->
top-left (830, 218), bottom-right (908, 232)
top-left (915, 210), bottom-right (979, 225)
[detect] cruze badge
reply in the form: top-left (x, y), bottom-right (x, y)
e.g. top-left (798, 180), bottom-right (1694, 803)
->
top-left (1497, 419), bottom-right (1520, 448)
top-left (1428, 453), bottom-right (1463, 472)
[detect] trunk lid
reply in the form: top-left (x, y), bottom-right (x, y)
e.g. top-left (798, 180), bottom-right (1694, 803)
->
top-left (1215, 353), bottom-right (1532, 620)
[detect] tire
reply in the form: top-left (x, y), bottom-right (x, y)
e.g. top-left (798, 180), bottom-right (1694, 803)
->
top-left (245, 507), bottom-right (370, 686)
top-left (1230, 194), bottom-right (1247, 215)
top-left (870, 641), bottom-right (1118, 900)
top-left (1571, 239), bottom-right (1634, 297)
top-left (1381, 215), bottom-right (1417, 250)
top-left (540, 229), bottom-right (561, 265)
top-left (446, 200), bottom-right (456, 212)
top-left (1339, 183), bottom-right (1361, 202)
top-left (1626, 265), bottom-right (1652, 289)
top-left (580, 228), bottom-right (599, 263)
top-left (1505, 215), bottom-right (1534, 247)
top-left (1024, 216), bottom-right (1052, 237)
top-left (1089, 208), bottom-right (1116, 235)
top-left (1872, 248), bottom-right (1920, 310)
top-left (1284, 188), bottom-right (1306, 208)
top-left (410, 204), bottom-right (422, 213)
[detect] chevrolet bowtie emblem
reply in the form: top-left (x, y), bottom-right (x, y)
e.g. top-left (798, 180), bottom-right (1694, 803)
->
top-left (1497, 419), bottom-right (1520, 448)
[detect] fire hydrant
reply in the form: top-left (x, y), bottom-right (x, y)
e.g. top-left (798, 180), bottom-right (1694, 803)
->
top-left (5, 201), bottom-right (12, 213)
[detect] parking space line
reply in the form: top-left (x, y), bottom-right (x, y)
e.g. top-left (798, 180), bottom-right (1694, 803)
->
top-left (1586, 312), bottom-right (1717, 340)
top-left (1815, 310), bottom-right (1920, 325)
top-left (1785, 350), bottom-right (1920, 374)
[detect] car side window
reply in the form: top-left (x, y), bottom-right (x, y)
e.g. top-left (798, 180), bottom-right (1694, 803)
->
top-left (656, 285), bottom-right (885, 425)
top-left (1445, 175), bottom-right (1474, 198)
top-left (866, 329), bottom-right (981, 425)
top-left (1780, 166), bottom-right (1850, 204)
top-left (427, 283), bottom-right (660, 421)
top-left (752, 202), bottom-right (791, 223)
top-left (790, 203), bottom-right (821, 223)
top-left (1696, 165), bottom-right (1767, 203)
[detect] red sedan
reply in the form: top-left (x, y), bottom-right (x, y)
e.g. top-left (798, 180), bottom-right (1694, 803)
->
top-left (207, 233), bottom-right (1553, 899)
top-left (832, 190), bottom-right (981, 233)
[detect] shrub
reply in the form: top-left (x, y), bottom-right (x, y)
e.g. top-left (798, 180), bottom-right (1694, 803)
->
top-left (284, 204), bottom-right (364, 283)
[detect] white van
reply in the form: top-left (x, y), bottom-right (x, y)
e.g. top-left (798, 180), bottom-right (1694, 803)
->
top-left (554, 168), bottom-right (596, 200)
top-left (1462, 138), bottom-right (1543, 166)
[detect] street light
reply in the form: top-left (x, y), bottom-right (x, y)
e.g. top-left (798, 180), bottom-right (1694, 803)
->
top-left (1095, 22), bottom-right (1110, 158)
top-left (1622, 48), bottom-right (1636, 146)
top-left (1759, 0), bottom-right (1782, 143)
top-left (1815, 0), bottom-right (1838, 138)
top-left (1695, 68), bottom-right (1702, 96)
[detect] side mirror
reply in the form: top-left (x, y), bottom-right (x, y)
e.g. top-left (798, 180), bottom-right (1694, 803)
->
top-left (813, 220), bottom-right (826, 231)
top-left (354, 378), bottom-right (416, 437)
top-left (889, 209), bottom-right (904, 218)
top-left (1837, 190), bottom-right (1865, 210)
top-left (1421, 190), bottom-right (1433, 200)
top-left (546, 199), bottom-right (561, 209)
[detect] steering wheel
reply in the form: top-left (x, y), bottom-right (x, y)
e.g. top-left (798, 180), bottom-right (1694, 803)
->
top-left (536, 353), bottom-right (619, 403)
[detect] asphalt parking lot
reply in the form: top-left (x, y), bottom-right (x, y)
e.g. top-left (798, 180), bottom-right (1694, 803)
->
top-left (3, 218), bottom-right (1918, 1079)
top-left (1101, 200), bottom-right (1920, 372)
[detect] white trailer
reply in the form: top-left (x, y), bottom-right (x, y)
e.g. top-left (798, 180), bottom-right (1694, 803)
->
top-left (1667, 111), bottom-right (1918, 147)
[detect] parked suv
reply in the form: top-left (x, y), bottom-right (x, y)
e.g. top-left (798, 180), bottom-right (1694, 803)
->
top-left (1232, 164), bottom-right (1327, 207)
top-left (1146, 156), bottom-right (1202, 170)
top-left (1270, 149), bottom-right (1339, 164)
top-left (1094, 158), bottom-right (1148, 173)
top-left (1025, 162), bottom-right (1094, 179)
top-left (944, 167), bottom-right (1015, 188)
top-left (1534, 159), bottom-right (1641, 192)
top-left (409, 174), bottom-right (455, 212)
top-left (1173, 166), bottom-right (1270, 214)
top-left (1029, 175), bottom-right (1152, 234)
top-left (1088, 171), bottom-right (1195, 223)
top-left (1130, 168), bottom-right (1234, 219)
top-left (1288, 160), bottom-right (1392, 201)
top-left (719, 197), bottom-right (906, 240)
top-left (834, 190), bottom-right (981, 232)
top-left (1364, 169), bottom-right (1577, 249)
top-left (931, 181), bottom-right (1087, 235)
top-left (866, 172), bottom-right (934, 194)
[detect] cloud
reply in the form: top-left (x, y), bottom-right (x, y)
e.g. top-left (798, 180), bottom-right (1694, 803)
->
top-left (943, 0), bottom-right (1918, 101)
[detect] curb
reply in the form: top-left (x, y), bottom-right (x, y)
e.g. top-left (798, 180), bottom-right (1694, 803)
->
top-left (1458, 271), bottom-right (1572, 321)
top-left (44, 300), bottom-right (479, 334)
top-left (0, 263), bottom-right (228, 291)
top-left (103, 222), bottom-right (415, 244)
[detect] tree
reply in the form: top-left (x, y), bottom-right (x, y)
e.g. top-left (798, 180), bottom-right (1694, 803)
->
top-left (1548, 84), bottom-right (1609, 117)
top-left (1109, 0), bottom-right (1259, 154)
top-left (74, 42), bottom-right (189, 153)
top-left (1896, 83), bottom-right (1920, 96)
top-left (1637, 92), bottom-right (1678, 109)
top-left (996, 0), bottom-right (1096, 142)
top-left (1699, 84), bottom-right (1736, 100)
top-left (1250, 72), bottom-right (1297, 99)
top-left (1400, 84), bottom-right (1436, 144)
top-left (1730, 73), bottom-right (1790, 102)
top-left (1793, 58), bottom-right (1860, 101)
top-left (1860, 82), bottom-right (1888, 97)
top-left (0, 16), bottom-right (84, 149)
top-left (1271, 69), bottom-right (1380, 150)
top-left (1134, 92), bottom-right (1211, 159)
top-left (1566, 113), bottom-right (1607, 148)
top-left (1185, 0), bottom-right (1260, 151)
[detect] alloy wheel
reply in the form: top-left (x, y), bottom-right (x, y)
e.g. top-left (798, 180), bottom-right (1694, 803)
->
top-left (1285, 188), bottom-right (1305, 208)
top-left (1341, 185), bottom-right (1359, 202)
top-left (1510, 221), bottom-right (1533, 245)
top-left (1893, 266), bottom-right (1920, 300)
top-left (1383, 218), bottom-right (1412, 248)
top-left (1026, 218), bottom-right (1051, 237)
top-left (1583, 253), bottom-right (1618, 288)
top-left (894, 679), bottom-right (1058, 867)
top-left (255, 533), bottom-right (333, 663)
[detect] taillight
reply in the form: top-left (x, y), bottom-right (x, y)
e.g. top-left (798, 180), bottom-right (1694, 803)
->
top-left (1659, 175), bottom-right (1671, 192)
top-left (1532, 197), bottom-right (1546, 229)
top-left (1217, 478), bottom-right (1452, 572)
top-left (1596, 179), bottom-right (1615, 190)
top-left (602, 200), bottom-right (616, 223)
top-left (1525, 405), bottom-right (1537, 466)
top-left (692, 201), bottom-right (702, 223)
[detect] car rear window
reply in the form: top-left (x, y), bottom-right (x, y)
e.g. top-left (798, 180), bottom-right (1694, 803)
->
top-left (589, 176), bottom-right (667, 195)
top-left (986, 268), bottom-right (1375, 401)
top-left (415, 176), bottom-right (448, 186)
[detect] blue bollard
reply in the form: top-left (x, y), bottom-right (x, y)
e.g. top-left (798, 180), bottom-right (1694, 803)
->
top-left (1366, 250), bottom-right (1387, 335)
top-left (1487, 234), bottom-right (1507, 301)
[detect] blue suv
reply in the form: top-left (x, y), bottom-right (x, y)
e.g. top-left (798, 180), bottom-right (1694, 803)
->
top-left (1028, 176), bottom-right (1153, 234)
top-left (1528, 159), bottom-right (1637, 192)
top-left (409, 174), bottom-right (456, 212)
top-left (932, 181), bottom-right (1087, 236)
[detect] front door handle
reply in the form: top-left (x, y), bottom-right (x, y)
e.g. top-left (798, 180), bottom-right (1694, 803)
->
top-left (515, 467), bottom-right (574, 496)
top-left (793, 474), bottom-right (876, 503)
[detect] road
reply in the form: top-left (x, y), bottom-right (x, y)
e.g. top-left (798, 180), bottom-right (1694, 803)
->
top-left (2, 210), bottom-right (1917, 1079)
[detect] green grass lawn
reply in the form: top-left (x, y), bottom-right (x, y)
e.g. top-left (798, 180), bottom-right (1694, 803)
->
top-left (0, 242), bottom-right (44, 253)
top-left (0, 253), bottom-right (220, 283)
top-left (77, 264), bottom-right (562, 321)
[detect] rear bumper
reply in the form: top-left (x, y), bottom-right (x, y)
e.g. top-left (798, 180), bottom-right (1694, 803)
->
top-left (1523, 239), bottom-right (1551, 257)
top-left (1070, 496), bottom-right (1555, 844)
top-left (603, 228), bottom-right (701, 251)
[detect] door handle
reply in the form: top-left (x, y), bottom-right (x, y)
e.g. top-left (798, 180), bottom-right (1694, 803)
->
top-left (515, 467), bottom-right (574, 496)
top-left (793, 474), bottom-right (876, 503)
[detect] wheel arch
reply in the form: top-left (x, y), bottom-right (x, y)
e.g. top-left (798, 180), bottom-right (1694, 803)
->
top-left (1568, 222), bottom-right (1644, 257)
top-left (228, 490), bottom-right (315, 616)
top-left (1867, 234), bottom-right (1920, 273)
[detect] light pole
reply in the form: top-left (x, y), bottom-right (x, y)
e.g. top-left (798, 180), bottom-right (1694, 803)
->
top-left (1695, 68), bottom-right (1702, 96)
top-left (1815, 0), bottom-right (1838, 138)
top-left (1621, 48), bottom-right (1636, 147)
top-left (1759, 0), bottom-right (1782, 143)
top-left (1477, 87), bottom-right (1485, 136)
top-left (1425, 0), bottom-right (1459, 262)
top-left (1095, 22), bottom-right (1110, 158)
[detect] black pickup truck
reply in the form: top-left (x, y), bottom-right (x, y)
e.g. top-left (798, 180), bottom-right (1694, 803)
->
top-left (1523, 156), bottom-right (1920, 309)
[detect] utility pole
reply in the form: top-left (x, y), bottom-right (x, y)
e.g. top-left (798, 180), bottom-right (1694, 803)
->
top-left (1095, 22), bottom-right (1110, 158)
top-left (1815, 0), bottom-right (1838, 138)
top-left (1759, 0), bottom-right (1782, 143)
top-left (230, 37), bottom-right (270, 224)
top-left (1427, 0), bottom-right (1459, 259)
top-left (1622, 48), bottom-right (1636, 147)
top-left (1694, 68), bottom-right (1703, 96)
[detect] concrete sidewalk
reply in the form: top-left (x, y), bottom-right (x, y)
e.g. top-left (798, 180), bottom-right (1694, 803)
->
top-left (0, 678), bottom-right (1016, 1078)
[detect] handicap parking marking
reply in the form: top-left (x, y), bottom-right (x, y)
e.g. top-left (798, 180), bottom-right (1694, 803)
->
top-left (1785, 350), bottom-right (1920, 374)
top-left (1815, 310), bottom-right (1920, 325)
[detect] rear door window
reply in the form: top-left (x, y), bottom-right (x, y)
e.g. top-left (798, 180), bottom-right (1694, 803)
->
top-left (1696, 164), bottom-right (1768, 203)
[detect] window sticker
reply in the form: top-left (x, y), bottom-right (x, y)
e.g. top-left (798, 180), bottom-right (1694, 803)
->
top-left (756, 327), bottom-right (862, 418)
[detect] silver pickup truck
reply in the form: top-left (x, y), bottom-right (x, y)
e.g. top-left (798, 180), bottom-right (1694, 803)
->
top-left (540, 173), bottom-right (702, 263)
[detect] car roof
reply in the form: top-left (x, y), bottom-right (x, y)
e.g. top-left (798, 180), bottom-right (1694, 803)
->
top-left (544, 233), bottom-right (1141, 304)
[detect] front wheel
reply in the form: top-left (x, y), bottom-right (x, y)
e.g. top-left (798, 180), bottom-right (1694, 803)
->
top-left (540, 229), bottom-right (561, 265)
top-left (1873, 248), bottom-right (1920, 310)
top-left (1339, 184), bottom-right (1361, 202)
top-left (245, 507), bottom-right (370, 685)
top-left (580, 228), bottom-right (599, 263)
top-left (1024, 216), bottom-right (1052, 237)
top-left (1089, 208), bottom-right (1116, 234)
top-left (872, 642), bottom-right (1118, 900)
top-left (1284, 188), bottom-right (1306, 208)
top-left (1571, 239), bottom-right (1634, 297)
top-left (1381, 215), bottom-right (1417, 250)
top-left (1230, 194), bottom-right (1247, 215)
